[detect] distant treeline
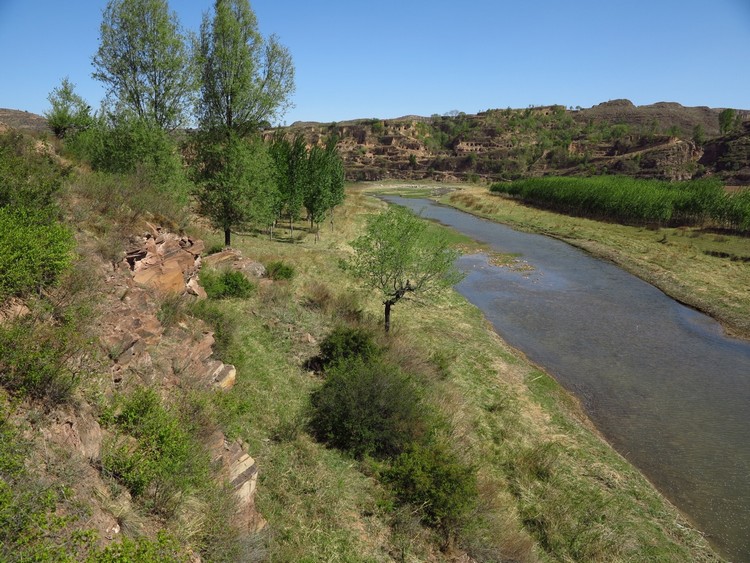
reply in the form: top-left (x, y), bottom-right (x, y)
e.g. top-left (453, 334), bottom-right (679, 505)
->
top-left (490, 176), bottom-right (750, 233)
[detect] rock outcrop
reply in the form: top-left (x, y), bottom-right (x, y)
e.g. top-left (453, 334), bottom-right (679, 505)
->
top-left (125, 224), bottom-right (204, 296)
top-left (53, 227), bottom-right (268, 545)
top-left (201, 248), bottom-right (266, 279)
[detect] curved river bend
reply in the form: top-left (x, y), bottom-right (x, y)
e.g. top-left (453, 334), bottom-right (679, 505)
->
top-left (384, 196), bottom-right (750, 562)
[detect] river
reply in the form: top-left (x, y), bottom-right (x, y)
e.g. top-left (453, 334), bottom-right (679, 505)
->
top-left (383, 196), bottom-right (750, 562)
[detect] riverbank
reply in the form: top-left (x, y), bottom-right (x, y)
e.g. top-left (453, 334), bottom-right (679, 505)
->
top-left (368, 182), bottom-right (750, 340)
top-left (196, 187), bottom-right (721, 561)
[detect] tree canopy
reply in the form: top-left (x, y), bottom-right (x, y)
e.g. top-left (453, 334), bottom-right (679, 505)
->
top-left (347, 206), bottom-right (463, 332)
top-left (92, 0), bottom-right (194, 129)
top-left (195, 0), bottom-right (295, 135)
top-left (192, 131), bottom-right (276, 246)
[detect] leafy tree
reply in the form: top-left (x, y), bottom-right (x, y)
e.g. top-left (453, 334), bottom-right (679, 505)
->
top-left (269, 134), bottom-right (307, 237)
top-left (347, 206), bottom-right (463, 332)
top-left (44, 77), bottom-right (93, 138)
top-left (195, 0), bottom-right (295, 135)
top-left (303, 137), bottom-right (346, 239)
top-left (325, 135), bottom-right (346, 228)
top-left (192, 131), bottom-right (276, 246)
top-left (719, 108), bottom-right (737, 135)
top-left (92, 0), bottom-right (194, 129)
top-left (692, 124), bottom-right (705, 145)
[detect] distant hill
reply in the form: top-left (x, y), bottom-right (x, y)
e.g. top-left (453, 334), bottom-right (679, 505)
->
top-left (0, 108), bottom-right (50, 133)
top-left (279, 100), bottom-right (750, 185)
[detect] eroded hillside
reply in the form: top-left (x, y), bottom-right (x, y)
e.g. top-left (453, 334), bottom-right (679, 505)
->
top-left (278, 99), bottom-right (750, 185)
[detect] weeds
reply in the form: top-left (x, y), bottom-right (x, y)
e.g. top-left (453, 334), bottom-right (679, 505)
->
top-left (100, 388), bottom-right (210, 517)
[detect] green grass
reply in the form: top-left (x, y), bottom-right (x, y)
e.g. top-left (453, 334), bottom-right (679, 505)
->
top-left (184, 187), bottom-right (721, 561)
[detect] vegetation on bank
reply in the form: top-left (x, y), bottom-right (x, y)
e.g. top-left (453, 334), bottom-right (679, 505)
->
top-left (490, 176), bottom-right (750, 233)
top-left (439, 184), bottom-right (750, 337)
top-left (0, 0), bottom-right (733, 559)
top-left (0, 123), bottom-right (724, 560)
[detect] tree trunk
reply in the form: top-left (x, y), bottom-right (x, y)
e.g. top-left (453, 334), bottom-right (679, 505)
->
top-left (384, 301), bottom-right (392, 333)
top-left (224, 228), bottom-right (231, 247)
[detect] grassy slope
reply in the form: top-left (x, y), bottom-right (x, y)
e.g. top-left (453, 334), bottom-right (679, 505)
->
top-left (433, 184), bottom-right (750, 339)
top-left (192, 187), bottom-right (720, 561)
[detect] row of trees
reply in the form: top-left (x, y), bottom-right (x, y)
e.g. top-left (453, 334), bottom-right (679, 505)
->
top-left (193, 131), bottom-right (344, 246)
top-left (48, 0), bottom-right (341, 246)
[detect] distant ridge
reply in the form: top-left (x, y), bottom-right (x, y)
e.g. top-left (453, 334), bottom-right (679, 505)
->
top-left (0, 108), bottom-right (50, 132)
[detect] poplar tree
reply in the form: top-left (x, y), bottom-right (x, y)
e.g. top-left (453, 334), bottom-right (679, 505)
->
top-left (92, 0), bottom-right (193, 129)
top-left (195, 0), bottom-right (295, 135)
top-left (193, 0), bottom-right (295, 245)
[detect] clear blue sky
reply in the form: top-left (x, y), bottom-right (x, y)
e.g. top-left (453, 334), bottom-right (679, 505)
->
top-left (1, 0), bottom-right (749, 125)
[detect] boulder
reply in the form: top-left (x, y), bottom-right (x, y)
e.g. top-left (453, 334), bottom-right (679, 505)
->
top-left (126, 230), bottom-right (204, 296)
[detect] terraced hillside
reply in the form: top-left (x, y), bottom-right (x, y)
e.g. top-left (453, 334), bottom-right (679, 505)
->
top-left (279, 99), bottom-right (750, 185)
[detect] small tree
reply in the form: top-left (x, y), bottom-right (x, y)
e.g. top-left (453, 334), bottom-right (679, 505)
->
top-left (44, 77), bottom-right (92, 138)
top-left (347, 206), bottom-right (463, 332)
top-left (192, 131), bottom-right (276, 246)
top-left (719, 108), bottom-right (737, 135)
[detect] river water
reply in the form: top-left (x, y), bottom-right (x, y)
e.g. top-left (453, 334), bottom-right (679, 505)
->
top-left (383, 196), bottom-right (750, 562)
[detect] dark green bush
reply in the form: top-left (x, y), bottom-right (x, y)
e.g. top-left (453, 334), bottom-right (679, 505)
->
top-left (318, 326), bottom-right (380, 369)
top-left (0, 131), bottom-right (67, 210)
top-left (265, 260), bottom-right (295, 281)
top-left (200, 269), bottom-right (255, 300)
top-left (309, 358), bottom-right (430, 458)
top-left (383, 442), bottom-right (478, 532)
top-left (0, 208), bottom-right (74, 303)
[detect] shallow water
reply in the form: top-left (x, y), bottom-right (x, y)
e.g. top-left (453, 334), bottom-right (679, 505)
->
top-left (384, 196), bottom-right (750, 562)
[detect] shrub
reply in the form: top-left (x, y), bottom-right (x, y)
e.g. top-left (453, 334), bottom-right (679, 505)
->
top-left (205, 243), bottom-right (226, 256)
top-left (309, 358), bottom-right (430, 458)
top-left (0, 130), bottom-right (67, 210)
top-left (318, 326), bottom-right (381, 369)
top-left (200, 269), bottom-right (255, 300)
top-left (383, 442), bottom-right (478, 532)
top-left (0, 317), bottom-right (83, 404)
top-left (101, 388), bottom-right (209, 516)
top-left (0, 208), bottom-right (74, 303)
top-left (0, 399), bottom-right (96, 560)
top-left (265, 260), bottom-right (295, 281)
top-left (68, 114), bottom-right (189, 228)
top-left (89, 532), bottom-right (186, 562)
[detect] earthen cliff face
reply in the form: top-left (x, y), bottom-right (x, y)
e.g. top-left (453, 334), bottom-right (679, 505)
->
top-left (275, 100), bottom-right (750, 185)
